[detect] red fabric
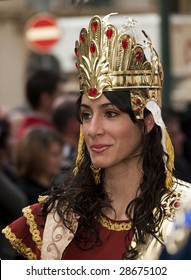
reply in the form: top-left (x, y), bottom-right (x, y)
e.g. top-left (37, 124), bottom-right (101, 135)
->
top-left (8, 206), bottom-right (133, 260)
top-left (9, 203), bottom-right (45, 259)
top-left (16, 115), bottom-right (55, 139)
top-left (63, 217), bottom-right (133, 260)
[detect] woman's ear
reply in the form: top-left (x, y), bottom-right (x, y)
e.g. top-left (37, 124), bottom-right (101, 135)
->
top-left (144, 113), bottom-right (155, 133)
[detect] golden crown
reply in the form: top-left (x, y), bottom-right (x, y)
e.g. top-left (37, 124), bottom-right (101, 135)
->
top-left (74, 14), bottom-right (164, 119)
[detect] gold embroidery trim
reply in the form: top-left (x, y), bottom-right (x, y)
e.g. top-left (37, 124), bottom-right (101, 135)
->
top-left (23, 206), bottom-right (42, 250)
top-left (99, 215), bottom-right (132, 231)
top-left (38, 195), bottom-right (49, 203)
top-left (2, 226), bottom-right (37, 260)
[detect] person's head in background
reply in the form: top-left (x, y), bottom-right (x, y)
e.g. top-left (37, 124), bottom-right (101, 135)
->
top-left (26, 69), bottom-right (64, 115)
top-left (162, 108), bottom-right (186, 157)
top-left (52, 94), bottom-right (80, 171)
top-left (52, 95), bottom-right (80, 148)
top-left (13, 126), bottom-right (63, 187)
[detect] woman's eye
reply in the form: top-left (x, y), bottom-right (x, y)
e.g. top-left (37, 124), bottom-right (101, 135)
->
top-left (105, 111), bottom-right (119, 118)
top-left (81, 112), bottom-right (92, 120)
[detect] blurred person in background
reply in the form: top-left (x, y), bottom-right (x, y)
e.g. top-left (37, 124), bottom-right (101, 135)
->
top-left (0, 116), bottom-right (28, 259)
top-left (8, 107), bottom-right (28, 145)
top-left (181, 103), bottom-right (191, 168)
top-left (16, 69), bottom-right (64, 138)
top-left (0, 117), bottom-right (18, 184)
top-left (13, 126), bottom-right (63, 204)
top-left (52, 95), bottom-right (80, 172)
top-left (0, 170), bottom-right (28, 259)
top-left (162, 107), bottom-right (191, 183)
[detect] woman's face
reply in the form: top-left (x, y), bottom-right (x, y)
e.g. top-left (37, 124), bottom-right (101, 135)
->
top-left (81, 94), bottom-right (143, 169)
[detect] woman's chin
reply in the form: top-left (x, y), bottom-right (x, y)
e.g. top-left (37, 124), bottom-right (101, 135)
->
top-left (91, 161), bottom-right (109, 169)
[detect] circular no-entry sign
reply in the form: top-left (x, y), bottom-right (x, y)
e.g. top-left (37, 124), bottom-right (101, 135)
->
top-left (24, 13), bottom-right (62, 53)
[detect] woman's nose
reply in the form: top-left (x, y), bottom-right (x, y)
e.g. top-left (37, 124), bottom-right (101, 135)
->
top-left (87, 115), bottom-right (104, 138)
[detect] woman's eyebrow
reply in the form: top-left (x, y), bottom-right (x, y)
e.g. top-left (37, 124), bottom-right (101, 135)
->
top-left (100, 103), bottom-right (113, 108)
top-left (80, 104), bottom-right (91, 109)
top-left (80, 102), bottom-right (114, 109)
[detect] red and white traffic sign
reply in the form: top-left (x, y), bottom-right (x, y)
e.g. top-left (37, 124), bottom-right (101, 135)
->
top-left (24, 13), bottom-right (62, 53)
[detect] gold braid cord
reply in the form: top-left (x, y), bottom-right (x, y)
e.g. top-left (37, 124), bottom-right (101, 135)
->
top-left (2, 205), bottom-right (42, 260)
top-left (23, 206), bottom-right (42, 251)
top-left (38, 195), bottom-right (49, 203)
top-left (73, 125), bottom-right (84, 175)
top-left (2, 226), bottom-right (37, 260)
top-left (99, 214), bottom-right (132, 231)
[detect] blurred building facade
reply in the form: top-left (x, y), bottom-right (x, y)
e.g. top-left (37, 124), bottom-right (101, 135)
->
top-left (0, 0), bottom-right (191, 110)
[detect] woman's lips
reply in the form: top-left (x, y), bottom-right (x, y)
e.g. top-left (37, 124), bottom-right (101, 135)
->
top-left (91, 145), bottom-right (111, 153)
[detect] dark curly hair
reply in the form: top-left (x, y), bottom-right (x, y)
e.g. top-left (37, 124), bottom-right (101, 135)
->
top-left (43, 91), bottom-right (169, 259)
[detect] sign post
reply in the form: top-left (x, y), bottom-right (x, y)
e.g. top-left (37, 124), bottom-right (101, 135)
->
top-left (24, 13), bottom-right (62, 53)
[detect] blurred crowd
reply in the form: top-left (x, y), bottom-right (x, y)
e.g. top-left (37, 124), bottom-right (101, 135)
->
top-left (1, 68), bottom-right (191, 259)
top-left (162, 106), bottom-right (191, 183)
top-left (0, 69), bottom-right (80, 259)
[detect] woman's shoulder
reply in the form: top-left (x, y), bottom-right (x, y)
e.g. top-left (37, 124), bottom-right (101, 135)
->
top-left (161, 182), bottom-right (191, 259)
top-left (174, 178), bottom-right (191, 189)
top-left (2, 196), bottom-right (48, 260)
top-left (173, 178), bottom-right (191, 198)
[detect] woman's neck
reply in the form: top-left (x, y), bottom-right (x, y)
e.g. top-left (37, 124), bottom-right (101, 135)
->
top-left (103, 160), bottom-right (142, 220)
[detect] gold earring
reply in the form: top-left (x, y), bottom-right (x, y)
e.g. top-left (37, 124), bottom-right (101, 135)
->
top-left (90, 163), bottom-right (101, 185)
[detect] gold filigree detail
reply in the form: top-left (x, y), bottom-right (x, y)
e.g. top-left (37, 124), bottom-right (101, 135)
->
top-left (162, 188), bottom-right (182, 220)
top-left (79, 55), bottom-right (112, 98)
top-left (130, 89), bottom-right (162, 119)
top-left (23, 206), bottom-right (42, 250)
top-left (2, 226), bottom-right (37, 260)
top-left (99, 214), bottom-right (132, 231)
top-left (130, 90), bottom-right (147, 119)
top-left (75, 14), bottom-right (163, 107)
top-left (90, 163), bottom-right (101, 184)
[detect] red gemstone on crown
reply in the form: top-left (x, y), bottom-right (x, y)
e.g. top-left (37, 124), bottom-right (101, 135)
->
top-left (174, 201), bottom-right (181, 208)
top-left (136, 98), bottom-right (141, 105)
top-left (88, 88), bottom-right (97, 97)
top-left (135, 51), bottom-right (142, 60)
top-left (92, 20), bottom-right (98, 31)
top-left (74, 47), bottom-right (79, 57)
top-left (122, 39), bottom-right (128, 49)
top-left (90, 42), bottom-right (96, 53)
top-left (80, 32), bottom-right (86, 43)
top-left (106, 28), bottom-right (113, 39)
top-left (136, 108), bottom-right (141, 113)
